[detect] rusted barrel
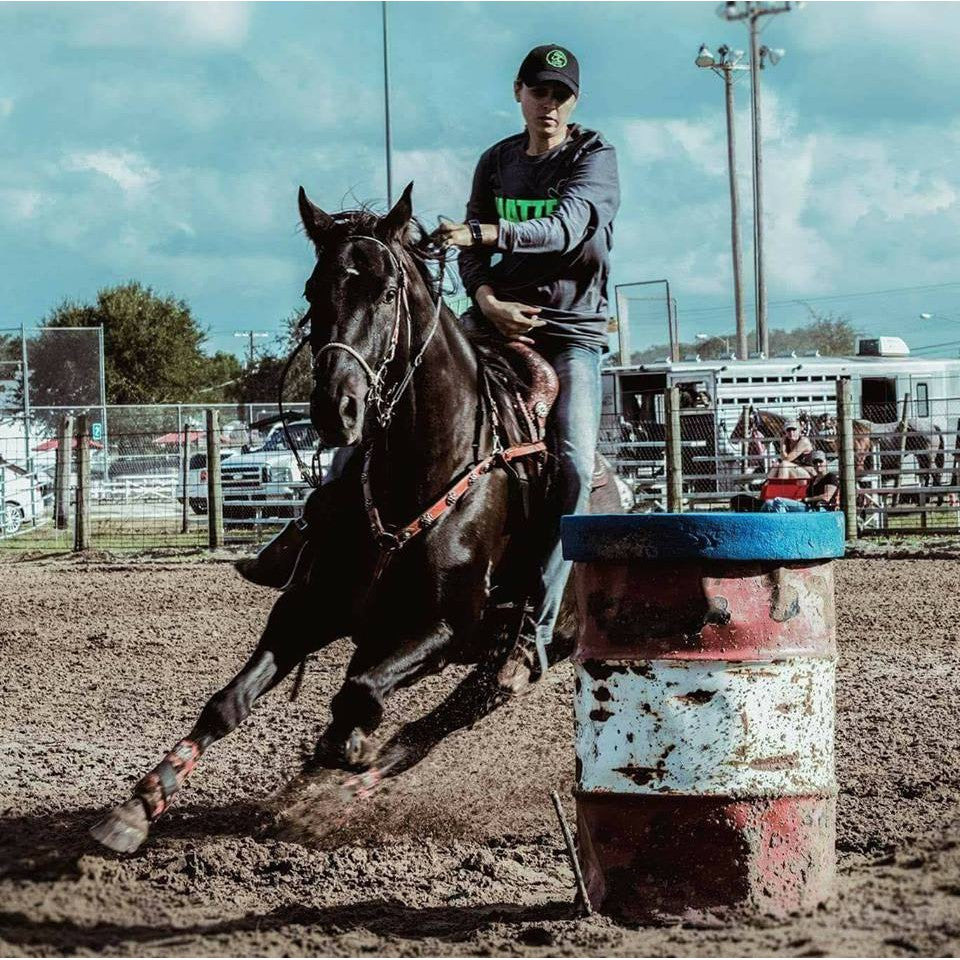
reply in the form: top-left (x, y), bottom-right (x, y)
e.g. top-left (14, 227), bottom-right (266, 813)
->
top-left (561, 512), bottom-right (844, 924)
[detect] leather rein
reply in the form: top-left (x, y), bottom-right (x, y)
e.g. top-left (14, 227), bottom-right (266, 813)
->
top-left (308, 234), bottom-right (546, 581)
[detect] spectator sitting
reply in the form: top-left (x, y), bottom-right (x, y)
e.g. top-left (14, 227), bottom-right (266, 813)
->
top-left (768, 418), bottom-right (816, 479)
top-left (761, 451), bottom-right (839, 513)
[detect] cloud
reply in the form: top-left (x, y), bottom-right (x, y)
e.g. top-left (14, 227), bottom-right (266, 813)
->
top-left (392, 148), bottom-right (476, 223)
top-left (62, 149), bottom-right (160, 196)
top-left (0, 188), bottom-right (43, 221)
top-left (72, 2), bottom-right (250, 49)
top-left (0, 97), bottom-right (12, 118)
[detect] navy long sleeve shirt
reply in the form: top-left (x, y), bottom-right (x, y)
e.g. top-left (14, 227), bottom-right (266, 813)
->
top-left (457, 124), bottom-right (619, 350)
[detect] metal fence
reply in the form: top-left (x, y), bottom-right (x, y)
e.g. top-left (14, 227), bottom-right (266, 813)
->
top-left (4, 381), bottom-right (960, 552)
top-left (602, 378), bottom-right (960, 536)
top-left (0, 402), bottom-right (321, 551)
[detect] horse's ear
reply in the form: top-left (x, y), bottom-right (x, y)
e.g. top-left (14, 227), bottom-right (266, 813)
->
top-left (380, 181), bottom-right (414, 244)
top-left (298, 186), bottom-right (334, 246)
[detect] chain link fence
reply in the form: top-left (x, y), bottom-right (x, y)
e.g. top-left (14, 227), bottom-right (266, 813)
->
top-left (0, 402), bottom-right (323, 551)
top-left (604, 374), bottom-right (960, 535)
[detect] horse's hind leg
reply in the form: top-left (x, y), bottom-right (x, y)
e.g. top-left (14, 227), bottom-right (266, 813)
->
top-left (90, 585), bottom-right (339, 853)
top-left (346, 624), bottom-right (574, 794)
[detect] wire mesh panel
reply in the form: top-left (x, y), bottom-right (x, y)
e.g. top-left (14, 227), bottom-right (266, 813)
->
top-left (25, 328), bottom-right (104, 409)
top-left (605, 374), bottom-right (960, 536)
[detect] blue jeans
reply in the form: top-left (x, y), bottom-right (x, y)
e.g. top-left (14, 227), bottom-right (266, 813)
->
top-left (760, 497), bottom-right (809, 513)
top-left (532, 342), bottom-right (604, 669)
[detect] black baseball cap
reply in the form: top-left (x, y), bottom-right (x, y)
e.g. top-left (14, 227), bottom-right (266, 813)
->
top-left (517, 44), bottom-right (580, 98)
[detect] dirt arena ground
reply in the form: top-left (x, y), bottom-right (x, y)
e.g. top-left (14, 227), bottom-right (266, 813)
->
top-left (1, 555), bottom-right (959, 957)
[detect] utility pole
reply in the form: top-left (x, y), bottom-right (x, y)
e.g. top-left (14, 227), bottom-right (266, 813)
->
top-left (695, 44), bottom-right (749, 360)
top-left (719, 1), bottom-right (795, 358)
top-left (382, 0), bottom-right (394, 206)
top-left (234, 330), bottom-right (270, 368)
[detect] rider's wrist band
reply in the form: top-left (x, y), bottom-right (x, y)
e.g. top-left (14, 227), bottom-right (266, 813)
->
top-left (467, 219), bottom-right (483, 245)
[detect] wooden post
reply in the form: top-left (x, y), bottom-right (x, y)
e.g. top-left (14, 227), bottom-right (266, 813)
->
top-left (54, 415), bottom-right (73, 530)
top-left (665, 386), bottom-right (683, 513)
top-left (206, 409), bottom-right (223, 548)
top-left (74, 414), bottom-right (90, 551)
top-left (836, 380), bottom-right (857, 541)
top-left (892, 392), bottom-right (911, 508)
top-left (180, 424), bottom-right (190, 535)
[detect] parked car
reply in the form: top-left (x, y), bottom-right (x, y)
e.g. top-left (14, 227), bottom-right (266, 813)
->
top-left (0, 461), bottom-right (46, 535)
top-left (176, 450), bottom-right (236, 515)
top-left (212, 420), bottom-right (334, 520)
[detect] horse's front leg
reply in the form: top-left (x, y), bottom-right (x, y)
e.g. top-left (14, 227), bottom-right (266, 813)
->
top-left (314, 619), bottom-right (457, 770)
top-left (89, 584), bottom-right (343, 853)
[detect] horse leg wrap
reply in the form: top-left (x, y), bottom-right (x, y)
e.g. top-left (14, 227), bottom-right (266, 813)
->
top-left (134, 738), bottom-right (202, 820)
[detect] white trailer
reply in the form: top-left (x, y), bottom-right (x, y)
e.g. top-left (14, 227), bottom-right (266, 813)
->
top-left (601, 336), bottom-right (960, 499)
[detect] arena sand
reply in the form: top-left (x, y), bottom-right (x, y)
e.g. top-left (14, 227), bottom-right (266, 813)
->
top-left (0, 557), bottom-right (958, 956)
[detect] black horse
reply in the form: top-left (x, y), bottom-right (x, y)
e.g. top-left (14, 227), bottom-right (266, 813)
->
top-left (90, 184), bottom-right (621, 853)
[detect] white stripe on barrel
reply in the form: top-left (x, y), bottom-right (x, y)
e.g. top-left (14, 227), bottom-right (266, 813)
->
top-left (575, 657), bottom-right (835, 797)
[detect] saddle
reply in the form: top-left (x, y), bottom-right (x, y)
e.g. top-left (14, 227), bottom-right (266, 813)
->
top-left (471, 336), bottom-right (608, 491)
top-left (472, 339), bottom-right (557, 451)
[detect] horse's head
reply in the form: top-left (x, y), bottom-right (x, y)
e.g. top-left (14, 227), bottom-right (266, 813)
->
top-left (297, 183), bottom-right (416, 447)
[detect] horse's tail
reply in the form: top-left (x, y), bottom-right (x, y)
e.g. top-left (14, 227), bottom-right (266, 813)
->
top-left (936, 425), bottom-right (946, 472)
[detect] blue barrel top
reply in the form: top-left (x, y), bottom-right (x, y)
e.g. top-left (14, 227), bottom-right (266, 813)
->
top-left (561, 512), bottom-right (845, 562)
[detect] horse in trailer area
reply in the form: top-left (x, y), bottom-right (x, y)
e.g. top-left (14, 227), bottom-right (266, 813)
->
top-left (90, 184), bottom-right (622, 854)
top-left (731, 408), bottom-right (873, 475)
top-left (811, 414), bottom-right (945, 491)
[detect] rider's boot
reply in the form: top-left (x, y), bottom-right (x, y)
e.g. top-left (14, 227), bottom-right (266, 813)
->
top-left (234, 516), bottom-right (310, 589)
top-left (235, 449), bottom-right (356, 589)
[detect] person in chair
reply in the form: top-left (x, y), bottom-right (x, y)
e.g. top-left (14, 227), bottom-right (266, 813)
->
top-left (761, 450), bottom-right (839, 512)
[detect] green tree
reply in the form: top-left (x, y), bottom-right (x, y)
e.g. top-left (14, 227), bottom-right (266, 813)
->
top-left (40, 282), bottom-right (241, 404)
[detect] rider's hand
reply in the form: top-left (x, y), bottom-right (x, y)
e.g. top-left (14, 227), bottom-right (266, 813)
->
top-left (431, 219), bottom-right (499, 249)
top-left (432, 221), bottom-right (473, 248)
top-left (476, 289), bottom-right (545, 344)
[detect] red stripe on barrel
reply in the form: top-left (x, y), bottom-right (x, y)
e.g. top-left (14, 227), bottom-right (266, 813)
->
top-left (576, 559), bottom-right (837, 661)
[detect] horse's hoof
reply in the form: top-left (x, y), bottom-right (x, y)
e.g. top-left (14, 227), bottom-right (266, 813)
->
top-left (89, 798), bottom-right (150, 854)
top-left (344, 727), bottom-right (371, 768)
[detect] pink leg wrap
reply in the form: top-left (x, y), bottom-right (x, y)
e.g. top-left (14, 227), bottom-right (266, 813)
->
top-left (134, 738), bottom-right (202, 820)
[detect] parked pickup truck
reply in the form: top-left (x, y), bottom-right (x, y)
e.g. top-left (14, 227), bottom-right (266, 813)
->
top-left (215, 420), bottom-right (335, 520)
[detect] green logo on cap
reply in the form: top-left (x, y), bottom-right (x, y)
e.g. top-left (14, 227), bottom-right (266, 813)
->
top-left (546, 48), bottom-right (568, 68)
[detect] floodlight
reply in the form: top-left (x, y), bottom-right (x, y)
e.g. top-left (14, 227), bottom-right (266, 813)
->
top-left (696, 44), bottom-right (716, 68)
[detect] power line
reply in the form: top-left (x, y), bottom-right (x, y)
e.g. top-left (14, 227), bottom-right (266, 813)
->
top-left (910, 338), bottom-right (960, 354)
top-left (669, 281), bottom-right (960, 318)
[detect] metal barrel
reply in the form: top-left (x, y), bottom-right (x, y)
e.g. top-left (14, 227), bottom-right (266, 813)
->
top-left (561, 512), bottom-right (845, 924)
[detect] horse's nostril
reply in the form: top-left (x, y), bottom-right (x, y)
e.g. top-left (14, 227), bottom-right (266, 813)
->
top-left (339, 394), bottom-right (359, 425)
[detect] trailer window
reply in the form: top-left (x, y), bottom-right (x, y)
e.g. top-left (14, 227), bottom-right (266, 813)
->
top-left (916, 382), bottom-right (930, 418)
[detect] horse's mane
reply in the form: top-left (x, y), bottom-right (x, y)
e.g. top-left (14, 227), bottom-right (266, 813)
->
top-left (315, 207), bottom-right (446, 301)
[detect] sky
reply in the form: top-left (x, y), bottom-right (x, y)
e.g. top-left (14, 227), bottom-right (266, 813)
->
top-left (3, 0), bottom-right (960, 361)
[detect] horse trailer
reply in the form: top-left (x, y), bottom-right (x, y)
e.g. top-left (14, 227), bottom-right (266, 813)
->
top-left (601, 336), bottom-right (960, 501)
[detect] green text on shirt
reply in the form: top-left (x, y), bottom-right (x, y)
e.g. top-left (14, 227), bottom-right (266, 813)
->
top-left (495, 196), bottom-right (558, 222)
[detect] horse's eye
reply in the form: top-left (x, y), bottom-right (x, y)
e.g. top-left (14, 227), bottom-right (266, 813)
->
top-left (383, 288), bottom-right (397, 304)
